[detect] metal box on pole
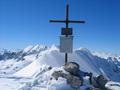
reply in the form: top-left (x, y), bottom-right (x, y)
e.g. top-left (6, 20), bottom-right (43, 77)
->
top-left (60, 35), bottom-right (73, 53)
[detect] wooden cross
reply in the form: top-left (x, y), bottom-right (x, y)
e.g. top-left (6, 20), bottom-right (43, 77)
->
top-left (50, 0), bottom-right (85, 64)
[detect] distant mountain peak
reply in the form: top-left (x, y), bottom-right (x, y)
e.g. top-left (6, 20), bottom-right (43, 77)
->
top-left (78, 48), bottom-right (91, 53)
top-left (23, 44), bottom-right (48, 54)
top-left (50, 44), bottom-right (59, 50)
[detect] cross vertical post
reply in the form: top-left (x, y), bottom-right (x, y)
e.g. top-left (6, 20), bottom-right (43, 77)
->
top-left (65, 1), bottom-right (68, 64)
top-left (49, 0), bottom-right (85, 65)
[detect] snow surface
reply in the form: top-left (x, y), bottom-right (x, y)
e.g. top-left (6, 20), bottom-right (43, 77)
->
top-left (13, 60), bottom-right (41, 77)
top-left (0, 45), bottom-right (120, 90)
top-left (106, 81), bottom-right (120, 90)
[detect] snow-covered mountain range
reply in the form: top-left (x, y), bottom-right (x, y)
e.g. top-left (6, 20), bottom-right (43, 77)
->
top-left (0, 45), bottom-right (120, 90)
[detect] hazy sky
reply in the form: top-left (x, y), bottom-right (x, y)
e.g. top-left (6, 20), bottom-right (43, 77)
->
top-left (0, 0), bottom-right (120, 54)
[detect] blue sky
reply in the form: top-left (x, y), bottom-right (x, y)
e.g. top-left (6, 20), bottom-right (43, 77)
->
top-left (0, 0), bottom-right (120, 54)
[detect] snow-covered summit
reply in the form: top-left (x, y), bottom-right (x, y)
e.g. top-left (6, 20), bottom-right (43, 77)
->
top-left (0, 45), bottom-right (120, 90)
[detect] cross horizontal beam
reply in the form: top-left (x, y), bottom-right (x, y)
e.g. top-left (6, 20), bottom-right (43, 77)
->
top-left (49, 20), bottom-right (85, 23)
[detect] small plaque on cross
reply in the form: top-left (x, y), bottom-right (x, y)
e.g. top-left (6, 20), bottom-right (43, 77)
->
top-left (61, 28), bottom-right (73, 35)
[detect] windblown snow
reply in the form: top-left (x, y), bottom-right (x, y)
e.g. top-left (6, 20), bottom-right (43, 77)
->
top-left (0, 45), bottom-right (120, 90)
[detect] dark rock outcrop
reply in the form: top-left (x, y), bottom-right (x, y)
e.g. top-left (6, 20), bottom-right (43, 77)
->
top-left (91, 75), bottom-right (109, 90)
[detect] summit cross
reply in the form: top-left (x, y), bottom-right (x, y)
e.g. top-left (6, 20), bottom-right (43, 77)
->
top-left (50, 0), bottom-right (85, 64)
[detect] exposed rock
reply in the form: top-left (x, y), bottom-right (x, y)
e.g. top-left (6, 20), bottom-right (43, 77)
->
top-left (52, 70), bottom-right (82, 89)
top-left (97, 75), bottom-right (108, 88)
top-left (64, 62), bottom-right (80, 76)
top-left (91, 75), bottom-right (109, 90)
top-left (91, 77), bottom-right (99, 88)
top-left (66, 74), bottom-right (82, 89)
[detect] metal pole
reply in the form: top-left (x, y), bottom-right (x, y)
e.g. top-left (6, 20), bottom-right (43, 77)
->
top-left (65, 53), bottom-right (67, 64)
top-left (65, 1), bottom-right (69, 65)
